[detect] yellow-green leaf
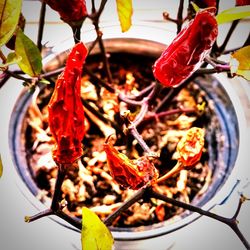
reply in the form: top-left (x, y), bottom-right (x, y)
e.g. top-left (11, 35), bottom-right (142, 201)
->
top-left (0, 154), bottom-right (3, 177)
top-left (190, 1), bottom-right (200, 13)
top-left (0, 0), bottom-right (22, 47)
top-left (116, 0), bottom-right (133, 32)
top-left (230, 45), bottom-right (250, 80)
top-left (15, 29), bottom-right (42, 77)
top-left (0, 52), bottom-right (21, 67)
top-left (81, 207), bottom-right (114, 250)
top-left (216, 6), bottom-right (250, 24)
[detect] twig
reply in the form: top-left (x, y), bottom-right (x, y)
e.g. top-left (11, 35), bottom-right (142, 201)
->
top-left (104, 187), bottom-right (147, 226)
top-left (81, 98), bottom-right (123, 135)
top-left (5, 70), bottom-right (32, 82)
top-left (154, 88), bottom-right (174, 113)
top-left (196, 67), bottom-right (230, 74)
top-left (145, 107), bottom-right (196, 121)
top-left (149, 189), bottom-right (250, 249)
top-left (37, 1), bottom-right (46, 51)
top-left (84, 67), bottom-right (115, 93)
top-left (156, 162), bottom-right (183, 183)
top-left (50, 164), bottom-right (66, 210)
top-left (177, 0), bottom-right (185, 33)
top-left (90, 0), bottom-right (113, 83)
top-left (219, 20), bottom-right (239, 53)
top-left (71, 26), bottom-right (82, 44)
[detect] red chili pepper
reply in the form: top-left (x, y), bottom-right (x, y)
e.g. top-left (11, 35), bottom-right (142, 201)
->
top-left (48, 42), bottom-right (88, 164)
top-left (104, 136), bottom-right (158, 190)
top-left (192, 0), bottom-right (217, 8)
top-left (153, 8), bottom-right (218, 88)
top-left (177, 127), bottom-right (205, 167)
top-left (236, 0), bottom-right (250, 5)
top-left (44, 0), bottom-right (87, 24)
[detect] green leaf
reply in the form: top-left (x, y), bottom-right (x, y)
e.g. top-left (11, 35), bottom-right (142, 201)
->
top-left (15, 29), bottom-right (42, 77)
top-left (0, 52), bottom-right (21, 67)
top-left (0, 154), bottom-right (3, 177)
top-left (116, 0), bottom-right (133, 32)
top-left (81, 207), bottom-right (114, 250)
top-left (39, 78), bottom-right (50, 85)
top-left (0, 0), bottom-right (22, 47)
top-left (216, 6), bottom-right (250, 24)
top-left (190, 1), bottom-right (200, 13)
top-left (230, 45), bottom-right (250, 80)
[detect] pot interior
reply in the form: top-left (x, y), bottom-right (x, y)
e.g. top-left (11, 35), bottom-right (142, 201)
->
top-left (9, 38), bottom-right (239, 239)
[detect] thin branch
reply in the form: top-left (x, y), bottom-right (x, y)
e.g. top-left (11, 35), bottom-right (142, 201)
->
top-left (84, 67), bottom-right (115, 93)
top-left (25, 209), bottom-right (53, 223)
top-left (145, 107), bottom-right (196, 121)
top-left (154, 88), bottom-right (174, 113)
top-left (129, 126), bottom-right (152, 154)
top-left (177, 0), bottom-right (185, 33)
top-left (149, 189), bottom-right (250, 249)
top-left (104, 187), bottom-right (147, 226)
top-left (37, 1), bottom-right (46, 51)
top-left (219, 20), bottom-right (239, 53)
top-left (50, 164), bottom-right (66, 210)
top-left (81, 98), bottom-right (123, 135)
top-left (5, 70), bottom-right (32, 82)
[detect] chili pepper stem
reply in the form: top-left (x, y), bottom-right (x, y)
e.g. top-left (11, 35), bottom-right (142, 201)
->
top-left (50, 164), bottom-right (67, 211)
top-left (156, 161), bottom-right (184, 184)
top-left (37, 1), bottom-right (46, 51)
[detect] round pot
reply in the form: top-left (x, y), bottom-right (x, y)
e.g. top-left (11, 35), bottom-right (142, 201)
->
top-left (8, 27), bottom-right (247, 250)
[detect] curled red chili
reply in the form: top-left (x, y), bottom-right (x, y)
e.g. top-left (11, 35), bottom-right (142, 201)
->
top-left (44, 0), bottom-right (87, 24)
top-left (48, 42), bottom-right (88, 164)
top-left (104, 136), bottom-right (158, 190)
top-left (153, 8), bottom-right (218, 88)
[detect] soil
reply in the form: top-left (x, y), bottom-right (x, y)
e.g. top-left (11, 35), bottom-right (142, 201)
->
top-left (23, 51), bottom-right (219, 228)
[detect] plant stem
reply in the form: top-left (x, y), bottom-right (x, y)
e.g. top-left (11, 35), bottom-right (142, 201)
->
top-left (154, 88), bottom-right (174, 113)
top-left (149, 189), bottom-right (250, 249)
top-left (156, 161), bottom-right (183, 183)
top-left (0, 50), bottom-right (7, 63)
top-left (84, 67), bottom-right (115, 93)
top-left (81, 98), bottom-right (123, 134)
top-left (196, 67), bottom-right (230, 74)
top-left (129, 126), bottom-right (152, 154)
top-left (145, 107), bottom-right (196, 121)
top-left (71, 25), bottom-right (82, 44)
top-left (37, 1), bottom-right (46, 51)
top-left (5, 70), bottom-right (32, 82)
top-left (25, 209), bottom-right (53, 223)
top-left (177, 0), bottom-right (184, 33)
top-left (50, 164), bottom-right (66, 210)
top-left (104, 187), bottom-right (147, 226)
top-left (219, 20), bottom-right (239, 53)
top-left (90, 0), bottom-right (112, 83)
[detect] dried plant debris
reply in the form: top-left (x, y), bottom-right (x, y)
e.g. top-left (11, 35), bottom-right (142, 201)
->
top-left (23, 53), bottom-right (218, 228)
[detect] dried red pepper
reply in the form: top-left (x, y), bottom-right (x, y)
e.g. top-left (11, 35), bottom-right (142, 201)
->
top-left (153, 8), bottom-right (218, 88)
top-left (104, 136), bottom-right (158, 190)
top-left (236, 0), bottom-right (250, 6)
top-left (191, 0), bottom-right (217, 8)
top-left (48, 42), bottom-right (88, 164)
top-left (44, 0), bottom-right (87, 24)
top-left (177, 127), bottom-right (205, 167)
